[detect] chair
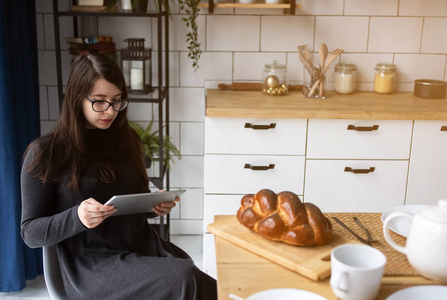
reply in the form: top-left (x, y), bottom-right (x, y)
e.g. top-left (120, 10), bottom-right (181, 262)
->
top-left (42, 245), bottom-right (68, 300)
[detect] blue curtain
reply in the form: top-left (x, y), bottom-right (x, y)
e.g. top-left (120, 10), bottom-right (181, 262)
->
top-left (0, 0), bottom-right (43, 292)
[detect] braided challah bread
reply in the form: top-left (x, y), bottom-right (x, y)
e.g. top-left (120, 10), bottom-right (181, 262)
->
top-left (236, 189), bottom-right (332, 246)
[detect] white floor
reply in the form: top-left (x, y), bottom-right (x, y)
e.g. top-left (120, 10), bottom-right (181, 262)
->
top-left (0, 235), bottom-right (203, 299)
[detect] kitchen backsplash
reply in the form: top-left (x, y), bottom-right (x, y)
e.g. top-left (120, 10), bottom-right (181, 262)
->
top-left (35, 0), bottom-right (447, 234)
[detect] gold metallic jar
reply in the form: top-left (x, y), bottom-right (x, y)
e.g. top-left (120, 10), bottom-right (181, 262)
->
top-left (262, 60), bottom-right (288, 96)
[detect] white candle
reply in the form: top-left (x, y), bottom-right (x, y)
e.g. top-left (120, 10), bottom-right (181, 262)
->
top-left (130, 68), bottom-right (143, 90)
top-left (335, 73), bottom-right (355, 94)
top-left (121, 0), bottom-right (132, 11)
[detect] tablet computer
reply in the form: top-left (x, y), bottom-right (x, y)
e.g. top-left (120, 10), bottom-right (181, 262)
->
top-left (105, 190), bottom-right (186, 217)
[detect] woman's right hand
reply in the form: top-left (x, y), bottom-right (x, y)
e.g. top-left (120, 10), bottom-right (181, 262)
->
top-left (77, 198), bottom-right (117, 229)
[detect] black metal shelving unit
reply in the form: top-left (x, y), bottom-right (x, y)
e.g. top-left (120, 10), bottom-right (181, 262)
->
top-left (52, 0), bottom-right (171, 240)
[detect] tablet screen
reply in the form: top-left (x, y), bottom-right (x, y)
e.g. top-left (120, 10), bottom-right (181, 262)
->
top-left (105, 190), bottom-right (186, 216)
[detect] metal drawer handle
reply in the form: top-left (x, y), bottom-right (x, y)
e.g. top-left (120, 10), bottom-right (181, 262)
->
top-left (244, 163), bottom-right (275, 171)
top-left (441, 126), bottom-right (447, 131)
top-left (244, 123), bottom-right (276, 130)
top-left (344, 167), bottom-right (375, 174)
top-left (347, 125), bottom-right (379, 131)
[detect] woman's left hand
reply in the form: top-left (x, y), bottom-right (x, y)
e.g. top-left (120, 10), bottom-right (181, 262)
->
top-left (153, 190), bottom-right (180, 216)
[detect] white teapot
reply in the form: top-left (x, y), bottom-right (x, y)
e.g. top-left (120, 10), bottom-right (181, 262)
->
top-left (383, 199), bottom-right (447, 282)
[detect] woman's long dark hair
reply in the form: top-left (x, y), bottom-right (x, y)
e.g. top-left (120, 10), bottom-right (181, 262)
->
top-left (26, 54), bottom-right (149, 192)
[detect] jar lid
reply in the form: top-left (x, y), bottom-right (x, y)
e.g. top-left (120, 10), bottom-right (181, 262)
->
top-left (335, 63), bottom-right (358, 71)
top-left (420, 199), bottom-right (447, 223)
top-left (414, 79), bottom-right (447, 87)
top-left (375, 63), bottom-right (397, 70)
top-left (265, 60), bottom-right (287, 71)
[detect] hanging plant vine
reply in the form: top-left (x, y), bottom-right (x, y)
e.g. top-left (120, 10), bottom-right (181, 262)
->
top-left (178, 0), bottom-right (202, 71)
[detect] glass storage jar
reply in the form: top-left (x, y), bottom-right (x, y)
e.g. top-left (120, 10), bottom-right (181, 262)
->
top-left (374, 63), bottom-right (396, 94)
top-left (262, 60), bottom-right (288, 96)
top-left (334, 63), bottom-right (357, 94)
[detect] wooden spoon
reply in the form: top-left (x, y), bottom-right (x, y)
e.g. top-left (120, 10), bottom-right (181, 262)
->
top-left (321, 48), bottom-right (343, 75)
top-left (307, 48), bottom-right (344, 97)
top-left (298, 45), bottom-right (314, 74)
top-left (319, 43), bottom-right (328, 98)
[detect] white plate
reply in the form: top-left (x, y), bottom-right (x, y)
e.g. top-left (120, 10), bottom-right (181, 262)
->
top-left (246, 288), bottom-right (327, 300)
top-left (381, 205), bottom-right (428, 237)
top-left (386, 285), bottom-right (447, 300)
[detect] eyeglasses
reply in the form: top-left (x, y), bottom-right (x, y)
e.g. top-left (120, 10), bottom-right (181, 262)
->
top-left (86, 97), bottom-right (129, 112)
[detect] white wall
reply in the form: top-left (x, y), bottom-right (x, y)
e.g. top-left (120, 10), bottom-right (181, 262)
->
top-left (35, 0), bottom-right (447, 234)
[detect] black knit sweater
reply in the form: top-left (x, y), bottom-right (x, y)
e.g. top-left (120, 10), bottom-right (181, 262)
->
top-left (21, 128), bottom-right (216, 300)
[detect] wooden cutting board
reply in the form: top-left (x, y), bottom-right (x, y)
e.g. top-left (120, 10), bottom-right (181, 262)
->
top-left (207, 215), bottom-right (360, 281)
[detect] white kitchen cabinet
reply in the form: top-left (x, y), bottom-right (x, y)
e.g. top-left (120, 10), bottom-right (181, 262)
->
top-left (204, 154), bottom-right (305, 195)
top-left (304, 160), bottom-right (408, 212)
top-left (305, 119), bottom-right (413, 212)
top-left (202, 195), bottom-right (242, 278)
top-left (307, 119), bottom-right (413, 159)
top-left (203, 114), bottom-right (418, 274)
top-left (203, 117), bottom-right (307, 275)
top-left (205, 117), bottom-right (307, 155)
top-left (406, 121), bottom-right (447, 205)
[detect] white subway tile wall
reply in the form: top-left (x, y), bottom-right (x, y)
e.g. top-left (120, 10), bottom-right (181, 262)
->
top-left (422, 18), bottom-right (447, 53)
top-left (207, 15), bottom-right (260, 51)
top-left (369, 17), bottom-right (423, 53)
top-left (234, 52), bottom-right (287, 81)
top-left (180, 122), bottom-right (204, 156)
top-left (344, 0), bottom-right (399, 16)
top-left (296, 0), bottom-right (344, 16)
top-left (39, 87), bottom-right (49, 120)
top-left (36, 0), bottom-right (447, 234)
top-left (260, 16), bottom-right (314, 52)
top-left (179, 52), bottom-right (233, 86)
top-left (316, 16), bottom-right (370, 53)
top-left (399, 0), bottom-right (447, 16)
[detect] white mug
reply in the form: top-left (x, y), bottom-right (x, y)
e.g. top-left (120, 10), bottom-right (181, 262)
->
top-left (330, 244), bottom-right (386, 300)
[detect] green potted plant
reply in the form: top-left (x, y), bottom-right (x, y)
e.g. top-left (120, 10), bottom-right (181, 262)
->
top-left (130, 119), bottom-right (181, 170)
top-left (178, 0), bottom-right (202, 71)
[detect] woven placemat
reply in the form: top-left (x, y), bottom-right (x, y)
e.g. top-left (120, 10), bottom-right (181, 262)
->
top-left (325, 212), bottom-right (418, 276)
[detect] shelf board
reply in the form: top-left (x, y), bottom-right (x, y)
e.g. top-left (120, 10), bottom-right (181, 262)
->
top-left (198, 0), bottom-right (303, 14)
top-left (57, 10), bottom-right (168, 17)
top-left (127, 86), bottom-right (168, 103)
top-left (198, 3), bottom-right (290, 8)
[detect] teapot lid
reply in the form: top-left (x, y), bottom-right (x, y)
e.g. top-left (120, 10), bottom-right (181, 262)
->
top-left (421, 199), bottom-right (447, 223)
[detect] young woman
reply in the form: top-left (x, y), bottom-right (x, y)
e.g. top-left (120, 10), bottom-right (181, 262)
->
top-left (21, 54), bottom-right (217, 299)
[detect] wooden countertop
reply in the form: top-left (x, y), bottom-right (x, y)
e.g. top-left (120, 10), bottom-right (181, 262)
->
top-left (205, 90), bottom-right (447, 120)
top-left (212, 214), bottom-right (444, 300)
top-left (215, 236), bottom-right (438, 300)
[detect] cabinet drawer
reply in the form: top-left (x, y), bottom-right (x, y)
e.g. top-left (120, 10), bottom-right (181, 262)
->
top-left (205, 117), bottom-right (307, 155)
top-left (307, 120), bottom-right (413, 159)
top-left (203, 194), bottom-right (242, 232)
top-left (304, 160), bottom-right (407, 212)
top-left (204, 154), bottom-right (305, 194)
top-left (407, 121), bottom-right (447, 205)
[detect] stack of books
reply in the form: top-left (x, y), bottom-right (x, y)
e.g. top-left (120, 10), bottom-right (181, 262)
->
top-left (66, 36), bottom-right (117, 61)
top-left (71, 0), bottom-right (117, 12)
